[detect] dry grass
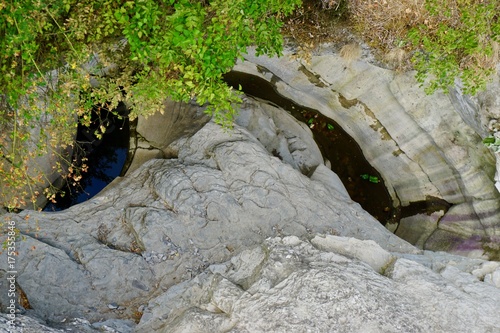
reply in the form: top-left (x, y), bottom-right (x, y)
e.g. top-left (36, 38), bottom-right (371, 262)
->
top-left (282, 0), bottom-right (354, 61)
top-left (284, 0), bottom-right (499, 75)
top-left (469, 40), bottom-right (500, 72)
top-left (347, 0), bottom-right (431, 69)
top-left (339, 42), bottom-right (362, 63)
top-left (347, 0), bottom-right (500, 72)
top-left (282, 0), bottom-right (422, 68)
top-left (385, 47), bottom-right (408, 69)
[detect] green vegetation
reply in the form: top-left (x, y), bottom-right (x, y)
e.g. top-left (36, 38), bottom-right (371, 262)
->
top-left (0, 0), bottom-right (301, 209)
top-left (483, 135), bottom-right (500, 152)
top-left (407, 0), bottom-right (500, 95)
top-left (348, 0), bottom-right (500, 95)
top-left (360, 174), bottom-right (380, 184)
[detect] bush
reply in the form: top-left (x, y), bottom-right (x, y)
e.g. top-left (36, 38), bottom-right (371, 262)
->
top-left (407, 0), bottom-right (500, 95)
top-left (0, 0), bottom-right (301, 210)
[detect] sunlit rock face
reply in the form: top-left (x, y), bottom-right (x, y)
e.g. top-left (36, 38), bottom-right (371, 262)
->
top-left (235, 46), bottom-right (500, 259)
top-left (135, 236), bottom-right (500, 333)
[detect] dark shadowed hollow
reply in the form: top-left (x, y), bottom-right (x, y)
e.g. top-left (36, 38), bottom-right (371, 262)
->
top-left (224, 71), bottom-right (397, 224)
top-left (43, 104), bottom-right (130, 211)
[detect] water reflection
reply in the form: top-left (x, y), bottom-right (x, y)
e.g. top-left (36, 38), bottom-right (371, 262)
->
top-left (43, 105), bottom-right (129, 211)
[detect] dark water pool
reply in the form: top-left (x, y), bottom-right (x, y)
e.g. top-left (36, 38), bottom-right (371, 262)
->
top-left (43, 105), bottom-right (130, 211)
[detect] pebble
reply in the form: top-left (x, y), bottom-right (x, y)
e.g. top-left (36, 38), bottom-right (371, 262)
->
top-left (108, 303), bottom-right (119, 310)
top-left (142, 250), bottom-right (179, 264)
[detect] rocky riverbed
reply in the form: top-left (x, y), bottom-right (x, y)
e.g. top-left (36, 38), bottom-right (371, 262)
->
top-left (1, 44), bottom-right (500, 332)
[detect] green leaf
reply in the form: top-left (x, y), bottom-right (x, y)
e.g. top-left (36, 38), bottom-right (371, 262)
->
top-left (483, 136), bottom-right (496, 145)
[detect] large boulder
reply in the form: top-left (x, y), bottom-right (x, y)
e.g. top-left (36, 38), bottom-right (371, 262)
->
top-left (0, 97), bottom-right (414, 326)
top-left (234, 46), bottom-right (500, 258)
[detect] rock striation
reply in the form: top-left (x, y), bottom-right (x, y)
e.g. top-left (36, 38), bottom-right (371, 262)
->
top-left (233, 46), bottom-right (500, 258)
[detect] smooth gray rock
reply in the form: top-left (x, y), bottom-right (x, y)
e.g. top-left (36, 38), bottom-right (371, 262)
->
top-left (235, 96), bottom-right (324, 176)
top-left (126, 99), bottom-right (210, 174)
top-left (395, 211), bottom-right (444, 249)
top-left (135, 236), bottom-right (500, 333)
top-left (449, 71), bottom-right (500, 137)
top-left (234, 47), bottom-right (500, 258)
top-left (450, 71), bottom-right (500, 199)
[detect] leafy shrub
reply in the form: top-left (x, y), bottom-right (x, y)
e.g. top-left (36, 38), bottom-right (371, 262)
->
top-left (407, 0), bottom-right (500, 95)
top-left (0, 0), bottom-right (301, 210)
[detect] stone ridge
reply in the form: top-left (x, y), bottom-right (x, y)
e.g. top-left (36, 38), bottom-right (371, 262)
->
top-left (136, 236), bottom-right (500, 332)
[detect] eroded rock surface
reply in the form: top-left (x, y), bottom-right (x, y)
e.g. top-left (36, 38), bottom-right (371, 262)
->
top-left (1, 94), bottom-right (500, 332)
top-left (0, 103), bottom-right (414, 327)
top-left (2, 47), bottom-right (500, 331)
top-left (4, 234), bottom-right (500, 332)
top-left (234, 47), bottom-right (500, 258)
